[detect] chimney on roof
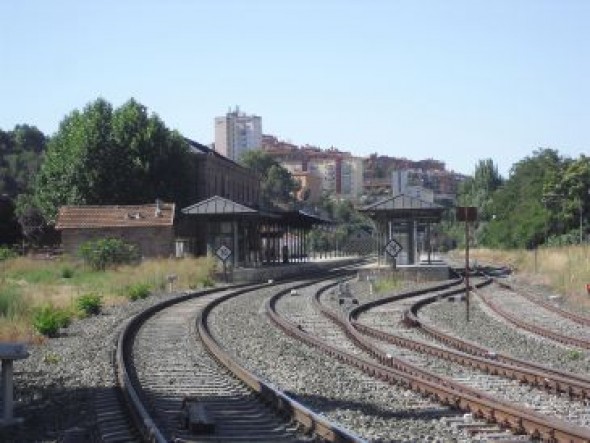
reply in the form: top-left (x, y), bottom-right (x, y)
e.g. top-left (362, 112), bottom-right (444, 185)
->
top-left (155, 199), bottom-right (162, 217)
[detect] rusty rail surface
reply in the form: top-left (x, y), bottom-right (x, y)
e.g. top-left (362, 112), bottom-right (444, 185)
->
top-left (348, 280), bottom-right (590, 400)
top-left (494, 278), bottom-right (590, 327)
top-left (265, 279), bottom-right (590, 442)
top-left (476, 286), bottom-right (590, 351)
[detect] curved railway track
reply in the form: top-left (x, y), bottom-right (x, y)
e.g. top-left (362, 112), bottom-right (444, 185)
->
top-left (351, 276), bottom-right (590, 400)
top-left (268, 275), bottom-right (590, 442)
top-left (112, 273), bottom-right (364, 443)
top-left (99, 259), bottom-right (590, 443)
top-left (476, 276), bottom-right (590, 351)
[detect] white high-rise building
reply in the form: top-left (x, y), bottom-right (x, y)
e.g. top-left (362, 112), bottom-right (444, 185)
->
top-left (214, 107), bottom-right (262, 161)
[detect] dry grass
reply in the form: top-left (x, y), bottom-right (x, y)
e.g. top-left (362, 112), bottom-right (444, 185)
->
top-left (0, 256), bottom-right (216, 342)
top-left (451, 245), bottom-right (590, 308)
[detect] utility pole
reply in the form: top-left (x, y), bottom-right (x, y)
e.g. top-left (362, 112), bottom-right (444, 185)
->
top-left (456, 207), bottom-right (477, 322)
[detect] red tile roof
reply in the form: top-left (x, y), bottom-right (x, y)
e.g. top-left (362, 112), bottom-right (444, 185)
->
top-left (55, 202), bottom-right (175, 229)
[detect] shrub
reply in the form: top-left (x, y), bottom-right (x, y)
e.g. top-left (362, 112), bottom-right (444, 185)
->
top-left (60, 267), bottom-right (74, 278)
top-left (0, 247), bottom-right (17, 261)
top-left (32, 305), bottom-right (72, 337)
top-left (567, 349), bottom-right (583, 361)
top-left (125, 283), bottom-right (151, 301)
top-left (374, 276), bottom-right (401, 294)
top-left (201, 276), bottom-right (215, 288)
top-left (43, 352), bottom-right (60, 364)
top-left (79, 238), bottom-right (140, 271)
top-left (76, 293), bottom-right (102, 317)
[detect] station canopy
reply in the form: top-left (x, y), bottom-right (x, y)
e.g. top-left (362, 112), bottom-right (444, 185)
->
top-left (181, 195), bottom-right (332, 228)
top-left (358, 194), bottom-right (445, 223)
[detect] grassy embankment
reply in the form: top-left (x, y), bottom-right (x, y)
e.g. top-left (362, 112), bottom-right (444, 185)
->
top-left (451, 245), bottom-right (590, 306)
top-left (0, 255), bottom-right (216, 342)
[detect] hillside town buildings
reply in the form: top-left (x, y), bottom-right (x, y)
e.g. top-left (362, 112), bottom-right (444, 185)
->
top-left (212, 110), bottom-right (466, 205)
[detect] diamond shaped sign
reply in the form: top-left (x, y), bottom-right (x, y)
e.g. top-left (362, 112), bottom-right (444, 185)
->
top-left (384, 238), bottom-right (403, 258)
top-left (215, 245), bottom-right (232, 262)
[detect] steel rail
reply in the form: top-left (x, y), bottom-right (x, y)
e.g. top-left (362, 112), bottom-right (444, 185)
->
top-left (477, 286), bottom-right (590, 350)
top-left (115, 283), bottom-right (259, 443)
top-left (494, 278), bottom-right (590, 327)
top-left (347, 280), bottom-right (590, 399)
top-left (115, 259), bottom-right (365, 442)
top-left (196, 272), bottom-right (365, 443)
top-left (398, 276), bottom-right (590, 391)
top-left (266, 279), bottom-right (590, 442)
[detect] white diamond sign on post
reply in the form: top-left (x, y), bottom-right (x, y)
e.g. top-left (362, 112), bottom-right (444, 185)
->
top-left (215, 245), bottom-right (232, 282)
top-left (215, 245), bottom-right (232, 262)
top-left (384, 238), bottom-right (402, 258)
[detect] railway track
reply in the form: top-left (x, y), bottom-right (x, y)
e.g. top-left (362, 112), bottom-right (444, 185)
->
top-left (110, 274), bottom-right (363, 443)
top-left (270, 274), bottom-right (590, 442)
top-left (269, 278), bottom-right (533, 441)
top-left (476, 277), bottom-right (590, 350)
top-left (97, 259), bottom-right (590, 442)
top-left (350, 276), bottom-right (590, 401)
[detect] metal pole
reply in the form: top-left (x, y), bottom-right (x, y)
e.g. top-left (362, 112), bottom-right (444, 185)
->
top-left (2, 360), bottom-right (14, 423)
top-left (465, 220), bottom-right (470, 322)
top-left (580, 199), bottom-right (584, 244)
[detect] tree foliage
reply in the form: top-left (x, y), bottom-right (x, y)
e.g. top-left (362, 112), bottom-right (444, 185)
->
top-left (0, 124), bottom-right (46, 197)
top-left (456, 149), bottom-right (590, 249)
top-left (308, 197), bottom-right (375, 255)
top-left (458, 159), bottom-right (503, 220)
top-left (238, 150), bottom-right (300, 206)
top-left (32, 98), bottom-right (196, 222)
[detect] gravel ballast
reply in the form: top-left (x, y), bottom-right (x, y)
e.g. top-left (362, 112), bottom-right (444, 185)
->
top-left (1, 290), bottom-right (189, 442)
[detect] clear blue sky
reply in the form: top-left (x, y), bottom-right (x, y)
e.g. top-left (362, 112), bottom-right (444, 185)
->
top-left (1, 0), bottom-right (588, 177)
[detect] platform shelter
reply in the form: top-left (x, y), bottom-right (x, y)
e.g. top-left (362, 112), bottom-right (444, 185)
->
top-left (180, 196), bottom-right (330, 268)
top-left (359, 194), bottom-right (445, 266)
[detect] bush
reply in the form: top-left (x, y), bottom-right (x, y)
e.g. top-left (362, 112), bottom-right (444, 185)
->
top-left (0, 247), bottom-right (17, 261)
top-left (125, 282), bottom-right (151, 301)
top-left (79, 238), bottom-right (140, 271)
top-left (32, 305), bottom-right (72, 337)
top-left (201, 276), bottom-right (215, 288)
top-left (76, 293), bottom-right (102, 317)
top-left (60, 267), bottom-right (74, 278)
top-left (373, 276), bottom-right (401, 294)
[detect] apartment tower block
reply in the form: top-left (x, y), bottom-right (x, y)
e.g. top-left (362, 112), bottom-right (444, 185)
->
top-left (214, 107), bottom-right (262, 161)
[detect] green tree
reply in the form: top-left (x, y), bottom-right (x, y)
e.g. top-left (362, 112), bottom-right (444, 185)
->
top-left (32, 98), bottom-right (196, 222)
top-left (239, 150), bottom-right (300, 206)
top-left (0, 125), bottom-right (46, 198)
top-left (479, 149), bottom-right (563, 248)
top-left (458, 159), bottom-right (503, 221)
top-left (553, 156), bottom-right (590, 242)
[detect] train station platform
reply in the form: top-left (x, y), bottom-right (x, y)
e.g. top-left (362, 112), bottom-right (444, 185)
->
top-left (356, 258), bottom-right (452, 282)
top-left (226, 257), bottom-right (362, 283)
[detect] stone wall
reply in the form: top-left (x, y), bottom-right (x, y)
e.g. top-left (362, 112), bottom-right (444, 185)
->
top-left (61, 226), bottom-right (174, 258)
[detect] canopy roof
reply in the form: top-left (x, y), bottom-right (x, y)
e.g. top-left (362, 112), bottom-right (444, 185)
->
top-left (359, 194), bottom-right (445, 222)
top-left (181, 196), bottom-right (333, 228)
top-left (182, 196), bottom-right (258, 216)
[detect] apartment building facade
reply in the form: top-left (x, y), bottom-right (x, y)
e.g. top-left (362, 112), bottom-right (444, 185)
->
top-left (261, 136), bottom-right (364, 202)
top-left (215, 107), bottom-right (262, 161)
